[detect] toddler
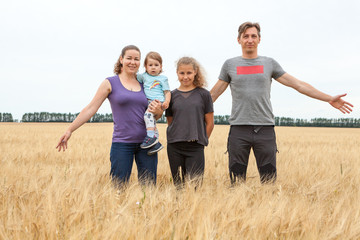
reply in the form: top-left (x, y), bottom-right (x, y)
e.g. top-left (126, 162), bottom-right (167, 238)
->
top-left (137, 51), bottom-right (171, 155)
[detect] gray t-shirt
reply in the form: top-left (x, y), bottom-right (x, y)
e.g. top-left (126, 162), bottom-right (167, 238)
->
top-left (219, 56), bottom-right (286, 125)
top-left (165, 87), bottom-right (213, 146)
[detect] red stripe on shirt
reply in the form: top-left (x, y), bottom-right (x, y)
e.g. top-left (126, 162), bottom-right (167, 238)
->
top-left (237, 65), bottom-right (264, 75)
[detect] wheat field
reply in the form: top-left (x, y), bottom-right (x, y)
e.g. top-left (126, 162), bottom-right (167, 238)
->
top-left (0, 123), bottom-right (359, 239)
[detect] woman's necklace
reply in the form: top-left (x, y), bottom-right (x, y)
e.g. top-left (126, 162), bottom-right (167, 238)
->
top-left (121, 76), bottom-right (139, 92)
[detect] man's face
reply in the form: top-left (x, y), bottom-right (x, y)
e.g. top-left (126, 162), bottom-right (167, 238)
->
top-left (237, 27), bottom-right (261, 53)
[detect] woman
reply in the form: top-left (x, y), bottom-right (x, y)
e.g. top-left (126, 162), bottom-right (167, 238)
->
top-left (165, 57), bottom-right (214, 187)
top-left (56, 45), bottom-right (163, 185)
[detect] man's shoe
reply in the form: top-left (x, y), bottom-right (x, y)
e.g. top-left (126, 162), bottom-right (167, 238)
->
top-left (147, 142), bottom-right (163, 155)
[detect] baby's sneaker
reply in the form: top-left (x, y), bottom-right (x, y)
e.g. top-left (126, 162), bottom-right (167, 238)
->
top-left (140, 136), bottom-right (158, 149)
top-left (147, 142), bottom-right (164, 155)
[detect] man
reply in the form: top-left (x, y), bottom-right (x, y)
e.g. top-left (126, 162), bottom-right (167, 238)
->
top-left (210, 22), bottom-right (353, 184)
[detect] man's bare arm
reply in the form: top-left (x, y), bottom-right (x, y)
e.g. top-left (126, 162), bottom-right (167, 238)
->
top-left (276, 73), bottom-right (353, 114)
top-left (210, 80), bottom-right (229, 103)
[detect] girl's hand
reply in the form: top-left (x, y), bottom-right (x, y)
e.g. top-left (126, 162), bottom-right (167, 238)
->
top-left (162, 101), bottom-right (169, 110)
top-left (56, 130), bottom-right (72, 152)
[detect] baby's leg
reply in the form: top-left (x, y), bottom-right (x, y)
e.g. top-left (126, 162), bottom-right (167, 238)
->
top-left (144, 109), bottom-right (156, 137)
top-left (154, 127), bottom-right (159, 139)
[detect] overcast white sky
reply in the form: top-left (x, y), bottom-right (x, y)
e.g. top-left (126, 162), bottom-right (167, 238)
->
top-left (0, 0), bottom-right (359, 121)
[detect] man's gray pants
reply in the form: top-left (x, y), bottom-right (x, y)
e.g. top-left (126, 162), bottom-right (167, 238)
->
top-left (228, 125), bottom-right (277, 183)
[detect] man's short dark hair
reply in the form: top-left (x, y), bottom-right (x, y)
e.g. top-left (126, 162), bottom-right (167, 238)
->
top-left (238, 22), bottom-right (261, 39)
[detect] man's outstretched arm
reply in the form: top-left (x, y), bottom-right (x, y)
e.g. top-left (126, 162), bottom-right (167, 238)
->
top-left (210, 79), bottom-right (229, 103)
top-left (276, 73), bottom-right (354, 114)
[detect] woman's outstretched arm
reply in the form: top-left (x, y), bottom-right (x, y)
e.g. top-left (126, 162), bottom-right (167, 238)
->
top-left (56, 79), bottom-right (111, 151)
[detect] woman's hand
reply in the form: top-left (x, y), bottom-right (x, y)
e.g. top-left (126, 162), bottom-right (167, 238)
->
top-left (56, 130), bottom-right (72, 152)
top-left (148, 99), bottom-right (164, 120)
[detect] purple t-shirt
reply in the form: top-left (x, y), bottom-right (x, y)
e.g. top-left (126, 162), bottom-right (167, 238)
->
top-left (107, 75), bottom-right (148, 143)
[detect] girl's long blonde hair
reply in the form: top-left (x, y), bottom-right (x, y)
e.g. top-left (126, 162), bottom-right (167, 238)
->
top-left (176, 57), bottom-right (207, 88)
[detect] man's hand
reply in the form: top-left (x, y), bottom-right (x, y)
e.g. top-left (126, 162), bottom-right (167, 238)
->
top-left (329, 94), bottom-right (354, 114)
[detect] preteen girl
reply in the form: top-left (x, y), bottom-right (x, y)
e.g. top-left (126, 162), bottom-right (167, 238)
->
top-left (165, 57), bottom-right (214, 187)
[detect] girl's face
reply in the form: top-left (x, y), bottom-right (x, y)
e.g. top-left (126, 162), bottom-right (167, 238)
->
top-left (177, 64), bottom-right (197, 88)
top-left (145, 58), bottom-right (162, 76)
top-left (120, 49), bottom-right (140, 74)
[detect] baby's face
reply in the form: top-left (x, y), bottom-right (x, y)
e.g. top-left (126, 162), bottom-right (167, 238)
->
top-left (145, 58), bottom-right (162, 76)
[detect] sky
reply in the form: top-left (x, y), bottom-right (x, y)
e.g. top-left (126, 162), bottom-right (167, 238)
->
top-left (0, 0), bottom-right (359, 121)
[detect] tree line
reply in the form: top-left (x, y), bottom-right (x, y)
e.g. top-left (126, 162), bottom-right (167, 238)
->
top-left (215, 115), bottom-right (360, 128)
top-left (20, 112), bottom-right (114, 123)
top-left (0, 112), bottom-right (359, 127)
top-left (0, 113), bottom-right (14, 122)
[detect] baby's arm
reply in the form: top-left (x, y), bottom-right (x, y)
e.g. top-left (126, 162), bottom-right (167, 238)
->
top-left (162, 90), bottom-right (171, 110)
top-left (136, 73), bottom-right (144, 83)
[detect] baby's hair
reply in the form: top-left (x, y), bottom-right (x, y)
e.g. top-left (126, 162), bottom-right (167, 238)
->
top-left (144, 52), bottom-right (163, 66)
top-left (144, 51), bottom-right (163, 74)
top-left (176, 57), bottom-right (207, 88)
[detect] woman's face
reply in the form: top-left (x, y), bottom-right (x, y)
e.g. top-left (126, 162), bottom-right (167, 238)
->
top-left (177, 64), bottom-right (197, 88)
top-left (120, 49), bottom-right (141, 74)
